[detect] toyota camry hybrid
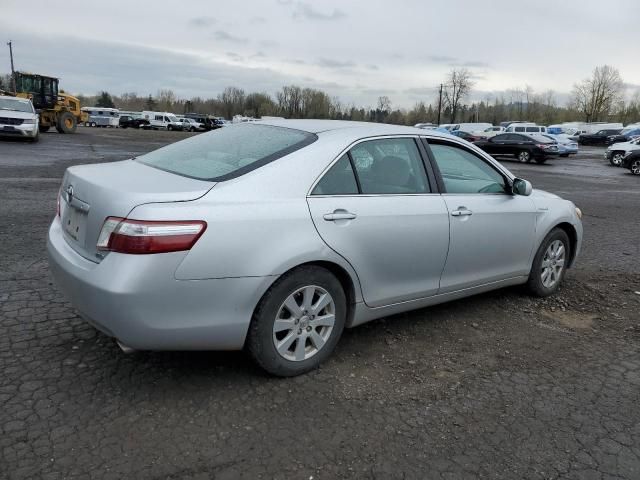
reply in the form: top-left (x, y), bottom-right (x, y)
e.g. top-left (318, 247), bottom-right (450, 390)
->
top-left (47, 120), bottom-right (583, 376)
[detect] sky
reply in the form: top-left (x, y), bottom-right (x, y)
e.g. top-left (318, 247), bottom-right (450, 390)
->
top-left (1, 0), bottom-right (639, 109)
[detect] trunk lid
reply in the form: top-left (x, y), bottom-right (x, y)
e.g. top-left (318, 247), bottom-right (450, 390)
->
top-left (59, 160), bottom-right (214, 262)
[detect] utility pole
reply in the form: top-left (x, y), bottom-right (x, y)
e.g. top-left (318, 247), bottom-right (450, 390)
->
top-left (7, 40), bottom-right (16, 93)
top-left (437, 83), bottom-right (443, 126)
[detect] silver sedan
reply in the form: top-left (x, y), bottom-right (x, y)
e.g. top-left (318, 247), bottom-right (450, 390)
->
top-left (47, 120), bottom-right (583, 376)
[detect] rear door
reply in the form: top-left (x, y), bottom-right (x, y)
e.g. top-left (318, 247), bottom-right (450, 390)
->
top-left (487, 134), bottom-right (514, 156)
top-left (424, 139), bottom-right (537, 293)
top-left (307, 137), bottom-right (450, 307)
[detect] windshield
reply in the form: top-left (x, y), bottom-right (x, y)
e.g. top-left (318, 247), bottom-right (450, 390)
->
top-left (0, 97), bottom-right (34, 113)
top-left (137, 124), bottom-right (317, 181)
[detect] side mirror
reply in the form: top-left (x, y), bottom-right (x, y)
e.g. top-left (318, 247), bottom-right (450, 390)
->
top-left (512, 178), bottom-right (533, 196)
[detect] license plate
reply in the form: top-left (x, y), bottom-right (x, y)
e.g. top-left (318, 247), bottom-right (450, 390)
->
top-left (63, 205), bottom-right (87, 243)
top-left (2, 126), bottom-right (15, 131)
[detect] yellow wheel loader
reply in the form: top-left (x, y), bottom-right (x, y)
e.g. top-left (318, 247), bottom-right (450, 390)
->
top-left (12, 72), bottom-right (87, 133)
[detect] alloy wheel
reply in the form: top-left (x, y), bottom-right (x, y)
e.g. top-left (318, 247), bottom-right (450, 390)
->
top-left (272, 285), bottom-right (336, 361)
top-left (541, 240), bottom-right (566, 288)
top-left (632, 160), bottom-right (640, 176)
top-left (612, 153), bottom-right (624, 166)
top-left (518, 151), bottom-right (530, 163)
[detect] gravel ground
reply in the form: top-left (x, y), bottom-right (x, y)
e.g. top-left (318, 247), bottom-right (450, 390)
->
top-left (1, 127), bottom-right (639, 479)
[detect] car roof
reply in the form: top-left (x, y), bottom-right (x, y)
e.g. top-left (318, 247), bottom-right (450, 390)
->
top-left (255, 118), bottom-right (454, 139)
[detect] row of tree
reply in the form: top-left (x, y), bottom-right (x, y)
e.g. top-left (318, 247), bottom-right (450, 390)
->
top-left (3, 65), bottom-right (639, 126)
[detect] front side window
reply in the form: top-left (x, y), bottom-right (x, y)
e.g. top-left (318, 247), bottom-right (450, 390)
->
top-left (429, 143), bottom-right (508, 194)
top-left (138, 124), bottom-right (316, 181)
top-left (515, 126), bottom-right (525, 132)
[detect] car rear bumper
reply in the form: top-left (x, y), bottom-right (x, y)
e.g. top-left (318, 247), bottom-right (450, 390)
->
top-left (47, 217), bottom-right (274, 351)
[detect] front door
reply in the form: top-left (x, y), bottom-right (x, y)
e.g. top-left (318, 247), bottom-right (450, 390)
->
top-left (307, 137), bottom-right (450, 308)
top-left (426, 140), bottom-right (537, 293)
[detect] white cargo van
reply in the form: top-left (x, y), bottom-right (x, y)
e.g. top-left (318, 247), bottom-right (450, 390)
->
top-left (505, 123), bottom-right (547, 134)
top-left (141, 111), bottom-right (183, 130)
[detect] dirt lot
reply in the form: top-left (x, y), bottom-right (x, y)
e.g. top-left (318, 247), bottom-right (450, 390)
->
top-left (1, 127), bottom-right (639, 479)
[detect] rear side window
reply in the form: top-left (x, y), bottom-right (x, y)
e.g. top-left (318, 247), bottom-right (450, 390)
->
top-left (312, 155), bottom-right (358, 195)
top-left (350, 138), bottom-right (430, 194)
top-left (138, 124), bottom-right (316, 181)
top-left (526, 126), bottom-right (539, 132)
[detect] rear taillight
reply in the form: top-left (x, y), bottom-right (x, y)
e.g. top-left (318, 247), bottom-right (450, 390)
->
top-left (97, 217), bottom-right (207, 254)
top-left (537, 144), bottom-right (550, 149)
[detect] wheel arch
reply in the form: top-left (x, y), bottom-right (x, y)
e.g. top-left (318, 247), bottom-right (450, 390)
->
top-left (552, 222), bottom-right (579, 268)
top-left (252, 260), bottom-right (360, 331)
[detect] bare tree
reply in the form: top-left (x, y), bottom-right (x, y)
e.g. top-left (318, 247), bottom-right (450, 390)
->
top-left (276, 85), bottom-right (303, 118)
top-left (443, 68), bottom-right (474, 123)
top-left (571, 65), bottom-right (624, 122)
top-left (218, 86), bottom-right (246, 120)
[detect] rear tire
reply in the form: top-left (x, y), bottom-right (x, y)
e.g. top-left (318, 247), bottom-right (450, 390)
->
top-left (247, 266), bottom-right (346, 377)
top-left (518, 150), bottom-right (531, 163)
top-left (526, 228), bottom-right (571, 297)
top-left (535, 157), bottom-right (547, 164)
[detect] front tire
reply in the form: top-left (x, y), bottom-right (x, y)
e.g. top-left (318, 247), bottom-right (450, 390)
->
top-left (247, 266), bottom-right (346, 377)
top-left (526, 228), bottom-right (571, 297)
top-left (630, 159), bottom-right (640, 175)
top-left (611, 152), bottom-right (624, 167)
top-left (56, 112), bottom-right (77, 133)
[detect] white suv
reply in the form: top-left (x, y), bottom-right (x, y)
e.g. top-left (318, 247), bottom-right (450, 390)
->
top-left (605, 137), bottom-right (640, 166)
top-left (0, 96), bottom-right (39, 142)
top-left (177, 118), bottom-right (203, 132)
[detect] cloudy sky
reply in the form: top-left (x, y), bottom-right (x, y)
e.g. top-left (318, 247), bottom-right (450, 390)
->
top-left (1, 0), bottom-right (639, 108)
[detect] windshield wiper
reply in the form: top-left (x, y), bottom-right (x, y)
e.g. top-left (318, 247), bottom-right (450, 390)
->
top-left (0, 107), bottom-right (22, 112)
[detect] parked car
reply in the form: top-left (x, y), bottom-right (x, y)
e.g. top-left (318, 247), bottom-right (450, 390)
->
top-left (473, 133), bottom-right (560, 163)
top-left (414, 122), bottom-right (437, 129)
top-left (541, 134), bottom-right (579, 157)
top-left (184, 113), bottom-right (223, 131)
top-left (621, 150), bottom-right (640, 175)
top-left (578, 129), bottom-right (622, 145)
top-left (450, 130), bottom-right (481, 142)
top-left (605, 137), bottom-right (640, 166)
top-left (177, 118), bottom-right (204, 132)
top-left (475, 126), bottom-right (505, 138)
top-left (118, 115), bottom-right (150, 129)
top-left (0, 95), bottom-right (39, 142)
top-left (605, 127), bottom-right (640, 145)
top-left (47, 120), bottom-right (583, 376)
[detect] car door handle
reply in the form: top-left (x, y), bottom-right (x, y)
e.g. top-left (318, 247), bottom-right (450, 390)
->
top-left (323, 211), bottom-right (357, 221)
top-left (451, 207), bottom-right (472, 217)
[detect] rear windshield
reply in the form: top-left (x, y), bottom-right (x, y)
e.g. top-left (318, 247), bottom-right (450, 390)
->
top-left (137, 124), bottom-right (316, 181)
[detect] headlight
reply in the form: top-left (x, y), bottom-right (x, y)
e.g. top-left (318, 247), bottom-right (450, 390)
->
top-left (575, 207), bottom-right (582, 220)
top-left (22, 119), bottom-right (35, 124)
